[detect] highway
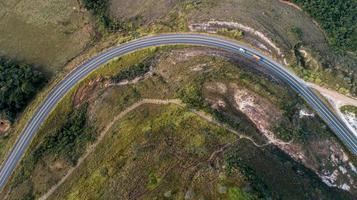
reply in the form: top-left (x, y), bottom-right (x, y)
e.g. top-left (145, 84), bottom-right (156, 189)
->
top-left (1, 33), bottom-right (357, 191)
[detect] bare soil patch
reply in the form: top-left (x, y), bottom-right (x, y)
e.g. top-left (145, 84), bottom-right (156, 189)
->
top-left (73, 76), bottom-right (103, 107)
top-left (189, 21), bottom-right (282, 57)
top-left (231, 84), bottom-right (282, 131)
top-left (0, 120), bottom-right (10, 134)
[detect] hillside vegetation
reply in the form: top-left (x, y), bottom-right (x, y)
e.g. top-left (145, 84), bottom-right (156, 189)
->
top-left (292, 0), bottom-right (357, 52)
top-left (2, 47), bottom-right (356, 199)
top-left (1, 0), bottom-right (357, 198)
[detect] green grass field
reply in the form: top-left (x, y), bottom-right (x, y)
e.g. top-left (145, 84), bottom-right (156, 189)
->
top-left (0, 0), bottom-right (93, 75)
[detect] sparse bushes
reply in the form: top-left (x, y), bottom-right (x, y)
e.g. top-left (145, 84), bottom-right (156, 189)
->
top-left (14, 103), bottom-right (93, 187)
top-left (293, 43), bottom-right (307, 68)
top-left (40, 103), bottom-right (93, 165)
top-left (291, 26), bottom-right (303, 41)
top-left (27, 103), bottom-right (93, 169)
top-left (341, 105), bottom-right (357, 115)
top-left (81, 0), bottom-right (122, 32)
top-left (212, 110), bottom-right (248, 133)
top-left (179, 84), bottom-right (207, 109)
top-left (0, 58), bottom-right (45, 120)
top-left (274, 106), bottom-right (332, 142)
top-left (82, 0), bottom-right (107, 14)
top-left (225, 149), bottom-right (270, 199)
top-left (217, 28), bottom-right (244, 40)
top-left (111, 59), bottom-right (152, 83)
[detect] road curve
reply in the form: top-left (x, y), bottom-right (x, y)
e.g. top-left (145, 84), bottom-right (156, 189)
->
top-left (1, 34), bottom-right (357, 191)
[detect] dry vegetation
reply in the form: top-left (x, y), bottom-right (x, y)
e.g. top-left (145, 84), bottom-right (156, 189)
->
top-left (1, 0), bottom-right (357, 199)
top-left (1, 47), bottom-right (356, 199)
top-left (0, 0), bottom-right (93, 74)
top-left (106, 0), bottom-right (357, 96)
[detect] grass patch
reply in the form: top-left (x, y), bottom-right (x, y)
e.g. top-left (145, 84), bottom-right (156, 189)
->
top-left (0, 48), bottom-right (163, 199)
top-left (0, 0), bottom-right (92, 73)
top-left (227, 187), bottom-right (257, 200)
top-left (290, 26), bottom-right (303, 41)
top-left (147, 172), bottom-right (161, 190)
top-left (217, 28), bottom-right (244, 40)
top-left (341, 105), bottom-right (357, 115)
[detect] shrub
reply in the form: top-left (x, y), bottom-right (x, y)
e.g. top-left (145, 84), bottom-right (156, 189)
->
top-left (82, 0), bottom-right (107, 14)
top-left (179, 84), bottom-right (207, 109)
top-left (111, 59), bottom-right (152, 83)
top-left (225, 149), bottom-right (271, 199)
top-left (32, 103), bottom-right (94, 166)
top-left (81, 0), bottom-right (123, 32)
top-left (291, 26), bottom-right (303, 40)
top-left (0, 58), bottom-right (45, 120)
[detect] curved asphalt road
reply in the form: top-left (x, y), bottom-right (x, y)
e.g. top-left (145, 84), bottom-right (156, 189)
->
top-left (1, 34), bottom-right (357, 191)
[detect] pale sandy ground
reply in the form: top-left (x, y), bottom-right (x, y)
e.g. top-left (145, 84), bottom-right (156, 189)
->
top-left (307, 82), bottom-right (357, 137)
top-left (307, 83), bottom-right (357, 107)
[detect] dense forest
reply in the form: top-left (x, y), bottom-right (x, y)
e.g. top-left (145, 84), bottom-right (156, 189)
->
top-left (292, 0), bottom-right (357, 52)
top-left (0, 58), bottom-right (45, 120)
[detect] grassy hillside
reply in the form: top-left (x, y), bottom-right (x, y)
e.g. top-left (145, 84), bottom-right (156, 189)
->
top-left (0, 2), bottom-right (356, 199)
top-left (51, 104), bottom-right (256, 199)
top-left (1, 47), bottom-right (355, 199)
top-left (50, 104), bottom-right (350, 200)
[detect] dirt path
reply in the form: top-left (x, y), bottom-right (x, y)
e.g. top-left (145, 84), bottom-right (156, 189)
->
top-left (307, 83), bottom-right (357, 137)
top-left (278, 0), bottom-right (302, 11)
top-left (39, 98), bottom-right (264, 200)
top-left (191, 110), bottom-right (270, 148)
top-left (106, 66), bottom-right (154, 87)
top-left (307, 83), bottom-right (357, 108)
top-left (39, 99), bottom-right (179, 200)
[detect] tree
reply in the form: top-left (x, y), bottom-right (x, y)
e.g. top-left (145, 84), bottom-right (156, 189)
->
top-left (0, 58), bottom-right (45, 120)
top-left (292, 0), bottom-right (357, 52)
